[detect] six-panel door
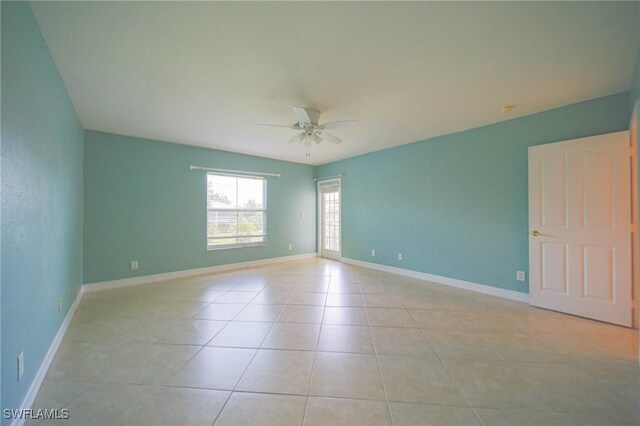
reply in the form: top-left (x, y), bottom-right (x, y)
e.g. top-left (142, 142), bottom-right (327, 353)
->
top-left (528, 131), bottom-right (632, 326)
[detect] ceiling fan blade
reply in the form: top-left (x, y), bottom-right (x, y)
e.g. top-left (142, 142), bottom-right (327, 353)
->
top-left (321, 132), bottom-right (342, 144)
top-left (318, 120), bottom-right (358, 130)
top-left (257, 124), bottom-right (295, 128)
top-left (287, 133), bottom-right (305, 144)
top-left (293, 106), bottom-right (320, 126)
top-left (313, 134), bottom-right (323, 145)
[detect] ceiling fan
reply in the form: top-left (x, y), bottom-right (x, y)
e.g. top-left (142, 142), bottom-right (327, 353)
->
top-left (258, 107), bottom-right (357, 157)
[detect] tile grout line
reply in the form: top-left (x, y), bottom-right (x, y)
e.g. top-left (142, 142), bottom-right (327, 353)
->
top-left (159, 295), bottom-right (236, 390)
top-left (475, 333), bottom-right (507, 363)
top-left (48, 377), bottom-right (494, 409)
top-left (360, 269), bottom-right (396, 426)
top-left (428, 333), bottom-right (487, 426)
top-left (164, 287), bottom-right (240, 426)
top-left (300, 268), bottom-right (333, 426)
top-left (209, 296), bottom-right (283, 426)
top-left (202, 279), bottom-right (275, 425)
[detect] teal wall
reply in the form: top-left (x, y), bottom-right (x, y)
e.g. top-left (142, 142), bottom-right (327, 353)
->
top-left (1, 2), bottom-right (84, 420)
top-left (83, 131), bottom-right (316, 283)
top-left (316, 93), bottom-right (631, 293)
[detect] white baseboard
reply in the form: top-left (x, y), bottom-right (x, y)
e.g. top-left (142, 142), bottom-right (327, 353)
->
top-left (341, 257), bottom-right (530, 304)
top-left (83, 252), bottom-right (319, 293)
top-left (12, 286), bottom-right (85, 426)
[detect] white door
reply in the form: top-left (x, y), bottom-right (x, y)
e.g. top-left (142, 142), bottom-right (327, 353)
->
top-left (528, 131), bottom-right (632, 326)
top-left (319, 179), bottom-right (341, 260)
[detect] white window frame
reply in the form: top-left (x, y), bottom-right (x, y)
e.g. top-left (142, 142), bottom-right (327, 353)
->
top-left (206, 173), bottom-right (267, 250)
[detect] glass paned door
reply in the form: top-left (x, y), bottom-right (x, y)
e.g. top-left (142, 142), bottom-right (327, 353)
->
top-left (319, 179), bottom-right (341, 259)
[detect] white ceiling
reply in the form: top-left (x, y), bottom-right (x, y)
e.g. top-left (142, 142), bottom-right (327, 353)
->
top-left (32, 1), bottom-right (640, 165)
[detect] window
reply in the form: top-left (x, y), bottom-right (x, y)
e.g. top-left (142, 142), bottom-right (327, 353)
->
top-left (207, 173), bottom-right (266, 249)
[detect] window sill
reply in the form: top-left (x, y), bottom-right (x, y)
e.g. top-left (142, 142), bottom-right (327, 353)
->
top-left (207, 243), bottom-right (267, 251)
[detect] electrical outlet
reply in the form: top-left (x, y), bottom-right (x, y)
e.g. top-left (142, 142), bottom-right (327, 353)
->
top-left (288, 243), bottom-right (292, 251)
top-left (58, 297), bottom-right (62, 313)
top-left (516, 271), bottom-right (526, 282)
top-left (398, 253), bottom-right (403, 261)
top-left (371, 249), bottom-right (376, 257)
top-left (17, 352), bottom-right (24, 381)
top-left (131, 260), bottom-right (139, 270)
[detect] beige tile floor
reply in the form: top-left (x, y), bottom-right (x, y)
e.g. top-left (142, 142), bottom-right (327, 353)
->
top-left (30, 259), bottom-right (639, 425)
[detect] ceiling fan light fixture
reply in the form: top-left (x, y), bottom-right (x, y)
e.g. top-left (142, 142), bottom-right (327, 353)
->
top-left (258, 107), bottom-right (357, 157)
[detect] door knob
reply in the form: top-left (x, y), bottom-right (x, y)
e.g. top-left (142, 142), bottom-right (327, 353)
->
top-left (531, 230), bottom-right (541, 237)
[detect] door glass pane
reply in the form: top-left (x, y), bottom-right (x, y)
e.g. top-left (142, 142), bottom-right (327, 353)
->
top-left (323, 191), bottom-right (340, 252)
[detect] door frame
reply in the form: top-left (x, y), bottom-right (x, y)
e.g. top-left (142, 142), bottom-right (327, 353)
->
top-left (317, 177), bottom-right (342, 260)
top-left (630, 107), bottom-right (639, 329)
